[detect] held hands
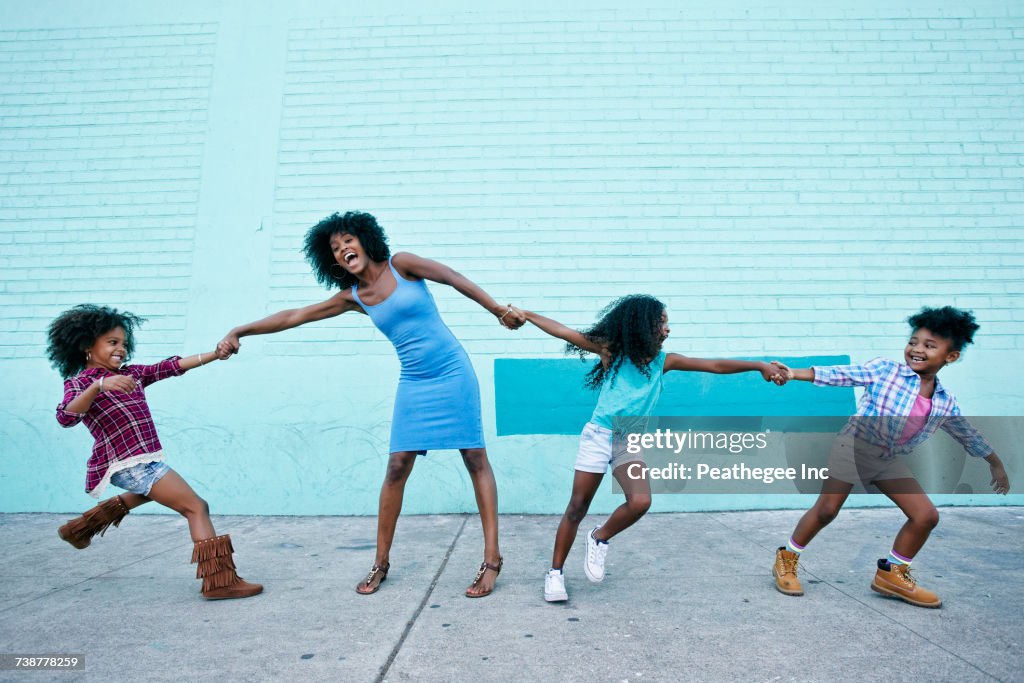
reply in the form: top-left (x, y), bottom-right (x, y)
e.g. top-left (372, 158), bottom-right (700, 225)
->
top-left (763, 361), bottom-right (790, 386)
top-left (989, 462), bottom-right (1010, 495)
top-left (770, 360), bottom-right (794, 383)
top-left (216, 332), bottom-right (241, 359)
top-left (497, 304), bottom-right (526, 330)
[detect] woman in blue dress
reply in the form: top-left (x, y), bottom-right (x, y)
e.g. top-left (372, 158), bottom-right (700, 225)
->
top-left (218, 211), bottom-right (521, 597)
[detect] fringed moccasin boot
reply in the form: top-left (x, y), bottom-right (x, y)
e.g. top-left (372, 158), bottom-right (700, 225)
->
top-left (191, 534), bottom-right (263, 600)
top-left (58, 495), bottom-right (130, 549)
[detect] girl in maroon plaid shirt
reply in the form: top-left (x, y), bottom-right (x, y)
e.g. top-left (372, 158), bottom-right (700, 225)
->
top-left (48, 304), bottom-right (262, 600)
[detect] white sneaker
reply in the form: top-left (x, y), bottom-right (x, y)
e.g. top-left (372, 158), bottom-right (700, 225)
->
top-left (584, 527), bottom-right (608, 583)
top-left (544, 569), bottom-right (568, 602)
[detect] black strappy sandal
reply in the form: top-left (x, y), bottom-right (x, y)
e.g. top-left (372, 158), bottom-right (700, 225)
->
top-left (465, 556), bottom-right (503, 598)
top-left (355, 562), bottom-right (390, 595)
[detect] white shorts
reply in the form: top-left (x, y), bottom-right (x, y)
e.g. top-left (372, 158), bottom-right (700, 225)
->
top-left (574, 422), bottom-right (641, 474)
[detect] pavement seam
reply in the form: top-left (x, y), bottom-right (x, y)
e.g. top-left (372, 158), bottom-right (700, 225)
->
top-left (704, 510), bottom-right (829, 582)
top-left (375, 513), bottom-right (469, 683)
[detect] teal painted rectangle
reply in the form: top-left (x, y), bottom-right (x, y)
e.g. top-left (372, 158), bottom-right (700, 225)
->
top-left (495, 356), bottom-right (856, 435)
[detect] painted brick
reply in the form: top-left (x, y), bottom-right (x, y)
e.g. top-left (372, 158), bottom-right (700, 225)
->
top-left (2, 3), bottom-right (1022, 514)
top-left (0, 23), bottom-right (215, 357)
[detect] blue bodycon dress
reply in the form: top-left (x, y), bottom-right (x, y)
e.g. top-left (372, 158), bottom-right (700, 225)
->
top-left (351, 257), bottom-right (485, 454)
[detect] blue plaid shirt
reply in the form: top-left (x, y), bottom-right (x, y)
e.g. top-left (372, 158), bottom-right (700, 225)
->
top-left (812, 357), bottom-right (993, 459)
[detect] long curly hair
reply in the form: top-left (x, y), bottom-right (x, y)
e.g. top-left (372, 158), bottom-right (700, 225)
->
top-left (303, 211), bottom-right (391, 290)
top-left (46, 305), bottom-right (146, 378)
top-left (568, 294), bottom-right (667, 389)
top-left (907, 306), bottom-right (979, 351)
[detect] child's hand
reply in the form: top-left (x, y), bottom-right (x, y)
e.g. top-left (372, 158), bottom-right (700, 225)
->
top-left (96, 375), bottom-right (137, 393)
top-left (989, 462), bottom-right (1010, 495)
top-left (763, 361), bottom-right (790, 385)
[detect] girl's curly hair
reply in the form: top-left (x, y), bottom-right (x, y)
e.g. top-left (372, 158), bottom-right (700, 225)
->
top-left (303, 211), bottom-right (391, 290)
top-left (46, 305), bottom-right (146, 378)
top-left (907, 306), bottom-right (979, 351)
top-left (568, 294), bottom-right (667, 389)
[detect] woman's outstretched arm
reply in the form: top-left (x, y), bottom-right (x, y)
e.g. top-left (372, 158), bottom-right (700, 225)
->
top-left (218, 290), bottom-right (360, 356)
top-left (392, 251), bottom-right (524, 328)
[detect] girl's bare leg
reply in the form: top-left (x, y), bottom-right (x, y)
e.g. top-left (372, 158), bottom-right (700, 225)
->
top-left (593, 461), bottom-right (652, 542)
top-left (551, 471), bottom-right (605, 569)
top-left (146, 469), bottom-right (216, 541)
top-left (789, 478), bottom-right (855, 547)
top-left (875, 478), bottom-right (939, 560)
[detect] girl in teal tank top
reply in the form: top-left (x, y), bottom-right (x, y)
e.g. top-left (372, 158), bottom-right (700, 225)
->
top-left (512, 295), bottom-right (788, 603)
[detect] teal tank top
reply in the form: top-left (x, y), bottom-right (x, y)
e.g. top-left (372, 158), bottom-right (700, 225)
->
top-left (590, 351), bottom-right (666, 430)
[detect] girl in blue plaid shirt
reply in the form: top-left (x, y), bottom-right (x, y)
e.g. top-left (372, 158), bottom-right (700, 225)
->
top-left (771, 306), bottom-right (1009, 608)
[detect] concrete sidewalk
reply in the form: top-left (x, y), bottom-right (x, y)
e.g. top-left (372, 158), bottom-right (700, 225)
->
top-left (0, 507), bottom-right (1021, 682)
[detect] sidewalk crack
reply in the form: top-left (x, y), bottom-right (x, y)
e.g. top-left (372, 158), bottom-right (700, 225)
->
top-left (375, 513), bottom-right (468, 683)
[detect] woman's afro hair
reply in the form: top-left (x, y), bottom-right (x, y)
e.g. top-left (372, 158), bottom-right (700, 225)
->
top-left (907, 306), bottom-right (979, 351)
top-left (303, 211), bottom-right (391, 290)
top-left (568, 294), bottom-right (667, 389)
top-left (46, 304), bottom-right (145, 378)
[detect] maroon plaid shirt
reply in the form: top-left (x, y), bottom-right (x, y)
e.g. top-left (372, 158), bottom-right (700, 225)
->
top-left (56, 357), bottom-right (187, 495)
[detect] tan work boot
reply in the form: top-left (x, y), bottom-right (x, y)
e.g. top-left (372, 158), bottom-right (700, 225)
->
top-left (772, 547), bottom-right (804, 596)
top-left (58, 495), bottom-right (130, 549)
top-left (192, 534), bottom-right (263, 600)
top-left (871, 559), bottom-right (942, 608)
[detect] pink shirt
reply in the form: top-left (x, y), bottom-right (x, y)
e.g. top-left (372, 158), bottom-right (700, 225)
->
top-left (899, 394), bottom-right (932, 444)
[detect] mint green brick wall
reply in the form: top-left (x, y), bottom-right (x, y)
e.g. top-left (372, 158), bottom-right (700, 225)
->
top-left (1, 1), bottom-right (1022, 513)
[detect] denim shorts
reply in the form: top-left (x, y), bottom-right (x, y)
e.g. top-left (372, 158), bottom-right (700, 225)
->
top-left (110, 460), bottom-right (170, 496)
top-left (574, 422), bottom-right (643, 474)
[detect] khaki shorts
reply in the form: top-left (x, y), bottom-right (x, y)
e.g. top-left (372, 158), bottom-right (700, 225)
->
top-left (826, 436), bottom-right (914, 487)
